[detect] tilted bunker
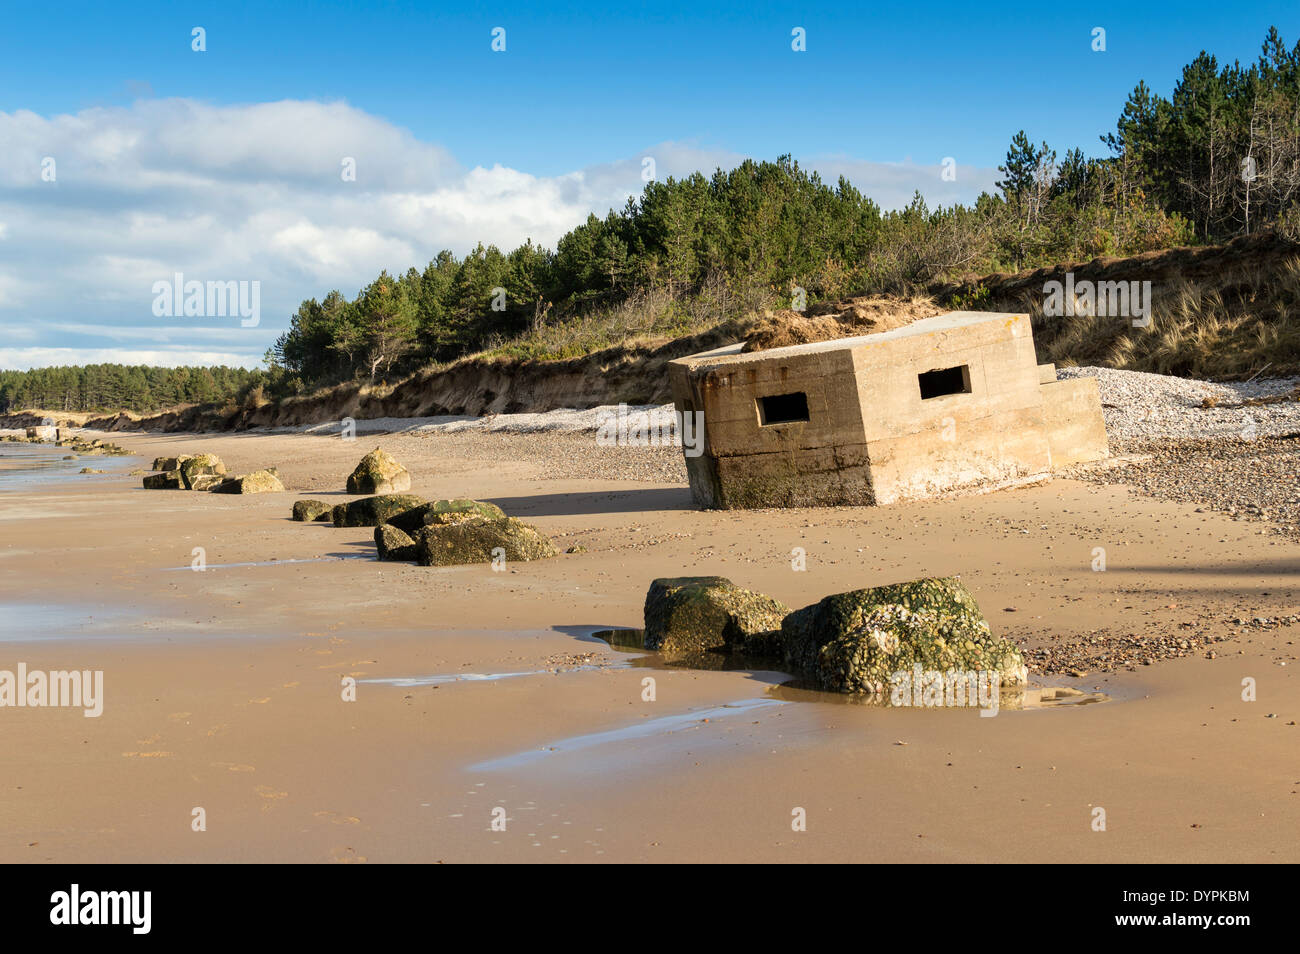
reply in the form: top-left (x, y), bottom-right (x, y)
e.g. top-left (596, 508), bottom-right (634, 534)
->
top-left (667, 311), bottom-right (1109, 509)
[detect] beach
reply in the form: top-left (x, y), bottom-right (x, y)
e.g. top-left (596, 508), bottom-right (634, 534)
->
top-left (0, 405), bottom-right (1297, 864)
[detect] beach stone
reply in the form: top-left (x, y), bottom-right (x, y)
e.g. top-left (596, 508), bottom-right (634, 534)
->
top-left (152, 455), bottom-right (191, 472)
top-left (178, 453), bottom-right (227, 489)
top-left (332, 493), bottom-right (426, 528)
top-left (386, 498), bottom-right (506, 533)
top-left (292, 499), bottom-right (332, 522)
top-left (781, 577), bottom-right (1027, 695)
top-left (643, 576), bottom-right (789, 655)
top-left (374, 523), bottom-right (420, 561)
top-left (211, 469), bottom-right (285, 494)
top-left (79, 467), bottom-right (105, 474)
top-left (142, 470), bottom-right (182, 490)
top-left (188, 474), bottom-right (226, 491)
top-left (346, 447), bottom-right (411, 494)
top-left (415, 517), bottom-right (557, 566)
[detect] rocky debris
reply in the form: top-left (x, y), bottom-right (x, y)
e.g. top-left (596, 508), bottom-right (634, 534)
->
top-left (781, 577), bottom-right (1027, 695)
top-left (291, 499), bottom-right (333, 522)
top-left (543, 650), bottom-right (610, 671)
top-left (385, 498), bottom-right (505, 533)
top-left (643, 576), bottom-right (789, 655)
top-left (178, 453), bottom-right (227, 489)
top-left (331, 493), bottom-right (425, 528)
top-left (142, 471), bottom-right (182, 490)
top-left (374, 523), bottom-right (420, 561)
top-left (142, 452), bottom-right (230, 490)
top-left (62, 455), bottom-right (76, 460)
top-left (1077, 434), bottom-right (1300, 539)
top-left (1026, 614), bottom-right (1300, 675)
top-left (415, 517), bottom-right (557, 566)
top-left (346, 447), bottom-right (411, 494)
top-left (211, 469), bottom-right (285, 494)
top-left (56, 436), bottom-right (129, 456)
top-left (78, 467), bottom-right (105, 474)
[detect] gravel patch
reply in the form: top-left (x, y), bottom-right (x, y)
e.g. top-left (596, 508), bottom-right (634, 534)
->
top-left (1059, 365), bottom-right (1300, 444)
top-left (1058, 367), bottom-right (1300, 539)
top-left (1027, 613), bottom-right (1300, 676)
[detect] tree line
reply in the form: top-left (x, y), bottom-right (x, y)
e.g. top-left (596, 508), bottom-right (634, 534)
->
top-left (0, 364), bottom-right (269, 414)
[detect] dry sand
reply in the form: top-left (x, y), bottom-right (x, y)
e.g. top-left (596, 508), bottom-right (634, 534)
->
top-left (1, 428), bottom-right (1297, 863)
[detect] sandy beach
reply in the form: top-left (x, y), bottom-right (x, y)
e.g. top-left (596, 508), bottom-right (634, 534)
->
top-left (1, 417), bottom-right (1296, 864)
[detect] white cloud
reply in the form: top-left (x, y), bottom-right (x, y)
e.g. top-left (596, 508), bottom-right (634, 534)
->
top-left (0, 348), bottom-right (257, 371)
top-left (0, 98), bottom-right (998, 370)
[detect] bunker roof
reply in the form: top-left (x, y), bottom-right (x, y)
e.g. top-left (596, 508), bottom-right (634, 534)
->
top-left (672, 311), bottom-right (1028, 368)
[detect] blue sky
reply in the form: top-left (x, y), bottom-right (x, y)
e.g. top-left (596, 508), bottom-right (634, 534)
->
top-left (0, 1), bottom-right (1296, 369)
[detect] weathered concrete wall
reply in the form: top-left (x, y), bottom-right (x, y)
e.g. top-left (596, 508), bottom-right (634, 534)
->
top-left (669, 343), bottom-right (874, 508)
top-left (1040, 377), bottom-right (1111, 467)
top-left (853, 313), bottom-right (1052, 504)
top-left (668, 311), bottom-right (1109, 510)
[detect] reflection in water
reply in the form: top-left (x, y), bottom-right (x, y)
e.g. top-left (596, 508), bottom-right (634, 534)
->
top-left (769, 681), bottom-right (1108, 709)
top-left (161, 556), bottom-right (372, 571)
top-left (0, 602), bottom-right (132, 642)
top-left (0, 444), bottom-right (138, 488)
top-left (591, 628), bottom-right (1109, 710)
top-left (360, 662), bottom-right (623, 688)
top-left (467, 697), bottom-right (787, 772)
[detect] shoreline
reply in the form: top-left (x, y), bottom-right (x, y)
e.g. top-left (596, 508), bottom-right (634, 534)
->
top-left (1, 424), bottom-right (1297, 862)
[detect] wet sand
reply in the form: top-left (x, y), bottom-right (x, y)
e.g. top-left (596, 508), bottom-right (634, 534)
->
top-left (1, 431), bottom-right (1297, 863)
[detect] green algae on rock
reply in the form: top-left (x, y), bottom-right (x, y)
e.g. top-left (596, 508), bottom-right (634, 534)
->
top-left (346, 447), bottom-right (411, 494)
top-left (415, 517), bottom-right (557, 566)
top-left (643, 576), bottom-right (789, 655)
top-left (385, 498), bottom-right (506, 533)
top-left (291, 499), bottom-right (333, 522)
top-left (780, 577), bottom-right (1027, 695)
top-left (142, 470), bottom-right (183, 490)
top-left (375, 523), bottom-right (421, 561)
top-left (331, 493), bottom-right (426, 528)
top-left (178, 453), bottom-right (227, 489)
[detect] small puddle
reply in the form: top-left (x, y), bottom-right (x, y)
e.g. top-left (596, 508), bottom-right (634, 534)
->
top-left (161, 555), bottom-right (372, 571)
top-left (360, 663), bottom-right (622, 688)
top-left (0, 446), bottom-right (139, 489)
top-left (0, 601), bottom-right (138, 643)
top-left (467, 697), bottom-right (788, 772)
